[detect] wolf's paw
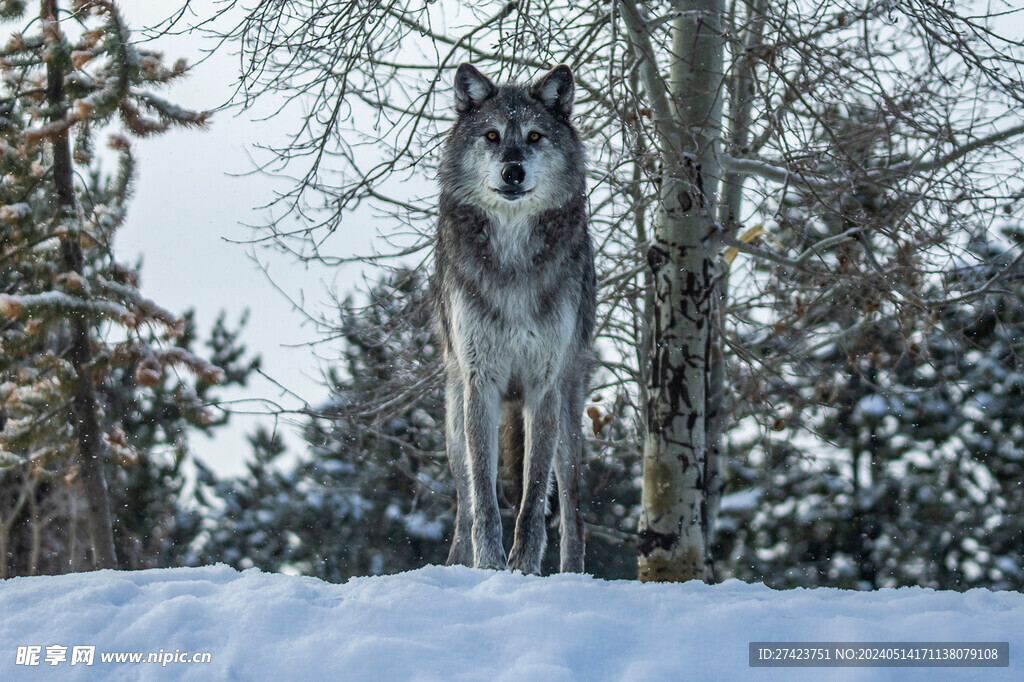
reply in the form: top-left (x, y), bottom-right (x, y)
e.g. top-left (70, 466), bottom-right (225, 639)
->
top-left (476, 561), bottom-right (508, 571)
top-left (507, 547), bottom-right (542, 575)
top-left (446, 538), bottom-right (474, 567)
top-left (474, 547), bottom-right (507, 570)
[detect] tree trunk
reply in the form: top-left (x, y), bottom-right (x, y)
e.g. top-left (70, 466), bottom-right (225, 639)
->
top-left (42, 0), bottom-right (118, 571)
top-left (629, 0), bottom-right (725, 582)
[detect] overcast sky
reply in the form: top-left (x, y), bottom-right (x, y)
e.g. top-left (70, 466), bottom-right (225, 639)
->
top-left (116, 2), bottom-right (379, 475)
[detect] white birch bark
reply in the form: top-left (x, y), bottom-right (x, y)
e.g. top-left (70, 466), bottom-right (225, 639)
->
top-left (622, 0), bottom-right (725, 582)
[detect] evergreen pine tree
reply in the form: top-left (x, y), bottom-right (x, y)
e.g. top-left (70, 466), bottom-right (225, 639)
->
top-left (0, 0), bottom-right (215, 574)
top-left (103, 311), bottom-right (259, 571)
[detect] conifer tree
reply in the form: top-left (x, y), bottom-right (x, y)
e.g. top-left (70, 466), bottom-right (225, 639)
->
top-left (102, 310), bottom-right (259, 571)
top-left (0, 0), bottom-right (212, 571)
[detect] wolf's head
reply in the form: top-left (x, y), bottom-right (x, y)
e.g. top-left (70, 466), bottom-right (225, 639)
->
top-left (440, 64), bottom-right (585, 216)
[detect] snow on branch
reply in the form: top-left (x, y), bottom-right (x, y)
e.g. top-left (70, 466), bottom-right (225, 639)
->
top-left (0, 291), bottom-right (133, 325)
top-left (75, 0), bottom-right (135, 119)
top-left (0, 203), bottom-right (31, 224)
top-left (0, 281), bottom-right (186, 335)
top-left (134, 92), bottom-right (209, 129)
top-left (24, 117), bottom-right (77, 145)
top-left (96, 276), bottom-right (182, 334)
top-left (114, 340), bottom-right (225, 387)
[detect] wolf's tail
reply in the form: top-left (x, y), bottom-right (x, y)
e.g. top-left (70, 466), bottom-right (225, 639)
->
top-left (499, 404), bottom-right (525, 514)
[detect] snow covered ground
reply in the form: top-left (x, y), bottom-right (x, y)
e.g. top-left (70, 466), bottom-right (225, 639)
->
top-left (2, 564), bottom-right (1021, 680)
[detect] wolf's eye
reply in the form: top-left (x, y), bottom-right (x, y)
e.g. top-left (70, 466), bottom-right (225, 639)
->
top-left (485, 130), bottom-right (500, 142)
top-left (527, 131), bottom-right (543, 143)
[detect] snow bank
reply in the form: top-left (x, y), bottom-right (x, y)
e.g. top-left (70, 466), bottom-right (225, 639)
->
top-left (2, 564), bottom-right (1021, 680)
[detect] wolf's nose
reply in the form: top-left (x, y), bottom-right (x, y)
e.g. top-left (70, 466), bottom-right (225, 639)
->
top-left (501, 163), bottom-right (525, 186)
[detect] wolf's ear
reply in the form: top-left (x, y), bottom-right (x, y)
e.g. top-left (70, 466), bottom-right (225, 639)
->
top-left (454, 63), bottom-right (497, 114)
top-left (530, 65), bottom-right (575, 116)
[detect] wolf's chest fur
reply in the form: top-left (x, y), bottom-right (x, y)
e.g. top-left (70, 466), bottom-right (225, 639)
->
top-left (444, 208), bottom-right (578, 393)
top-left (483, 209), bottom-right (533, 268)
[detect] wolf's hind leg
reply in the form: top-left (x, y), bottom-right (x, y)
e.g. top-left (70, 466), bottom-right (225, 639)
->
top-left (508, 391), bottom-right (560, 574)
top-left (445, 375), bottom-right (473, 567)
top-left (554, 377), bottom-right (585, 573)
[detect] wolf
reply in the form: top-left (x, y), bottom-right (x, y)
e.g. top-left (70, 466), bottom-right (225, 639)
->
top-left (431, 63), bottom-right (595, 575)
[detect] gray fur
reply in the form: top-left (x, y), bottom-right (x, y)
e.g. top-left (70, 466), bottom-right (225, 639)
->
top-left (432, 64), bottom-right (595, 574)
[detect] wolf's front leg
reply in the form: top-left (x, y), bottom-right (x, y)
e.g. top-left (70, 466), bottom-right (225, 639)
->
top-left (508, 390), bottom-right (561, 574)
top-left (464, 380), bottom-right (506, 569)
top-left (445, 375), bottom-right (474, 567)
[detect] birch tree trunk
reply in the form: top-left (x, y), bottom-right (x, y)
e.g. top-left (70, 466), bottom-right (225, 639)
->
top-left (42, 0), bottom-right (118, 571)
top-left (623, 0), bottom-right (725, 582)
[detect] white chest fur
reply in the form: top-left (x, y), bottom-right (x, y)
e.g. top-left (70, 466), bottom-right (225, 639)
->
top-left (447, 282), bottom-right (575, 395)
top-left (484, 208), bottom-right (533, 268)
